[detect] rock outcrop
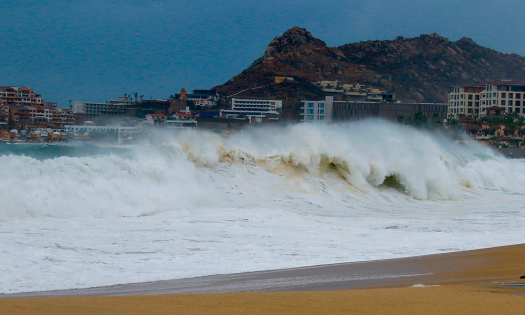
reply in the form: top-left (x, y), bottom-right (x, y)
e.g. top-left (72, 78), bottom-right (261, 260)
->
top-left (263, 27), bottom-right (327, 58)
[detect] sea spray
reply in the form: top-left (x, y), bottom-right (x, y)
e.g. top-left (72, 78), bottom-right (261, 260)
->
top-left (1, 120), bottom-right (524, 221)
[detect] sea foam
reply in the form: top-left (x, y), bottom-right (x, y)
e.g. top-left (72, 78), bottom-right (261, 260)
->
top-left (0, 120), bottom-right (523, 220)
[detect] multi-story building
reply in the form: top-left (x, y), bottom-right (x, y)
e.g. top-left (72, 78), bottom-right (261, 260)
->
top-left (186, 89), bottom-right (218, 107)
top-left (220, 98), bottom-right (282, 123)
top-left (301, 96), bottom-right (447, 123)
top-left (0, 86), bottom-right (45, 106)
top-left (51, 109), bottom-right (76, 127)
top-left (448, 80), bottom-right (525, 118)
top-left (72, 101), bottom-right (128, 116)
top-left (300, 96), bottom-right (334, 123)
top-left (7, 105), bottom-right (73, 127)
top-left (314, 81), bottom-right (390, 102)
top-left (0, 105), bottom-right (8, 125)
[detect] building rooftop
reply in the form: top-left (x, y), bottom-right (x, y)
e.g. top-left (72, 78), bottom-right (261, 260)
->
top-left (452, 80), bottom-right (525, 87)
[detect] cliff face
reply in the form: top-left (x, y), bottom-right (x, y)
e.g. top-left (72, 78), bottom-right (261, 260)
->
top-left (215, 27), bottom-right (525, 119)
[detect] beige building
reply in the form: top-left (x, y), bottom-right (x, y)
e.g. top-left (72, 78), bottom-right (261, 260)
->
top-left (314, 81), bottom-right (387, 102)
top-left (448, 80), bottom-right (525, 118)
top-left (0, 86), bottom-right (45, 106)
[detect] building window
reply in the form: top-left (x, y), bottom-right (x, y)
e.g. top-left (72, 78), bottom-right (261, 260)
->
top-left (318, 109), bottom-right (324, 114)
top-left (501, 100), bottom-right (506, 105)
top-left (318, 115), bottom-right (324, 120)
top-left (307, 109), bottom-right (314, 114)
top-left (307, 115), bottom-right (314, 120)
top-left (475, 95), bottom-right (480, 100)
top-left (502, 93), bottom-right (507, 98)
top-left (517, 101), bottom-right (521, 106)
top-left (319, 103), bottom-right (324, 108)
top-left (509, 93), bottom-right (514, 99)
top-left (468, 101), bottom-right (472, 106)
top-left (509, 100), bottom-right (513, 106)
top-left (468, 94), bottom-right (473, 100)
top-left (307, 103), bottom-right (314, 108)
top-left (517, 94), bottom-right (521, 99)
top-left (475, 101), bottom-right (479, 107)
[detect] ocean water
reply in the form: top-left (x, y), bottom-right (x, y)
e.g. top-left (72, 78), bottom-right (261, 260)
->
top-left (1, 121), bottom-right (525, 294)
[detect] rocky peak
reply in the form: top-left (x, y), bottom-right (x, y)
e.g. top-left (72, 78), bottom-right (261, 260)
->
top-left (456, 37), bottom-right (476, 45)
top-left (263, 27), bottom-right (327, 58)
top-left (417, 33), bottom-right (449, 43)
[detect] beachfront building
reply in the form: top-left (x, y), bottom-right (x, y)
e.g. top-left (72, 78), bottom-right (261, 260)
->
top-left (314, 81), bottom-right (389, 102)
top-left (300, 96), bottom-right (334, 123)
top-left (7, 105), bottom-right (74, 127)
top-left (146, 113), bottom-right (197, 128)
top-left (0, 86), bottom-right (45, 107)
top-left (0, 105), bottom-right (8, 125)
top-left (220, 98), bottom-right (282, 123)
top-left (64, 124), bottom-right (137, 137)
top-left (301, 96), bottom-right (447, 123)
top-left (186, 89), bottom-right (218, 108)
top-left (72, 101), bottom-right (129, 116)
top-left (448, 80), bottom-right (525, 119)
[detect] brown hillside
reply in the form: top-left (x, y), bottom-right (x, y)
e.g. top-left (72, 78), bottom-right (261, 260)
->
top-left (214, 27), bottom-right (525, 120)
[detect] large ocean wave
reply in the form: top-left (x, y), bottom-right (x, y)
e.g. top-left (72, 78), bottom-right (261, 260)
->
top-left (1, 120), bottom-right (523, 220)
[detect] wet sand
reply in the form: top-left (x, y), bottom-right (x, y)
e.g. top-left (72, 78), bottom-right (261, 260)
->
top-left (2, 243), bottom-right (525, 314)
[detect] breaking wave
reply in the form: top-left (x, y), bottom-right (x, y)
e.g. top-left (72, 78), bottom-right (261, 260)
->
top-left (1, 120), bottom-right (524, 220)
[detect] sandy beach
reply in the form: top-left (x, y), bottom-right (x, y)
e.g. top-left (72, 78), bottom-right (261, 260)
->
top-left (2, 243), bottom-right (525, 314)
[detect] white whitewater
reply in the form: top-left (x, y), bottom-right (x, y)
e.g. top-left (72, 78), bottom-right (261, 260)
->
top-left (1, 121), bottom-right (525, 293)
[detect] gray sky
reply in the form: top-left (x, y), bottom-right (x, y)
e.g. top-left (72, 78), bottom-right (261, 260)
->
top-left (1, 0), bottom-right (523, 107)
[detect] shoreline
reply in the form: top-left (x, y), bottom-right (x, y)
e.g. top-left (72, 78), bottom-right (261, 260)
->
top-left (3, 243), bottom-right (525, 298)
top-left (0, 244), bottom-right (525, 315)
top-left (1, 243), bottom-right (525, 314)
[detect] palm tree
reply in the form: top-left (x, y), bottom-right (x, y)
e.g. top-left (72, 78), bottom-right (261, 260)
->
top-left (134, 92), bottom-right (138, 103)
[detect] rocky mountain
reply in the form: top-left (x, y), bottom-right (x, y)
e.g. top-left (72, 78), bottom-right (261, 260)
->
top-left (214, 27), bottom-right (525, 120)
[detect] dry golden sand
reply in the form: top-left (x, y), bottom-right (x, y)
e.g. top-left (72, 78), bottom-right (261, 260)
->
top-left (2, 244), bottom-right (525, 315)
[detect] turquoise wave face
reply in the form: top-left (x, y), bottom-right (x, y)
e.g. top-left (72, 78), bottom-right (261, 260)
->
top-left (0, 143), bottom-right (133, 160)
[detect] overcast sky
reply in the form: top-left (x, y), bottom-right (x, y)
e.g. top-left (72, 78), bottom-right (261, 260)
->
top-left (2, 0), bottom-right (524, 107)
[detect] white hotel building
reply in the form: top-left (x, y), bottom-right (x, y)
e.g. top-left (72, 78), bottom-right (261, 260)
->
top-left (448, 79), bottom-right (525, 118)
top-left (220, 98), bottom-right (282, 123)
